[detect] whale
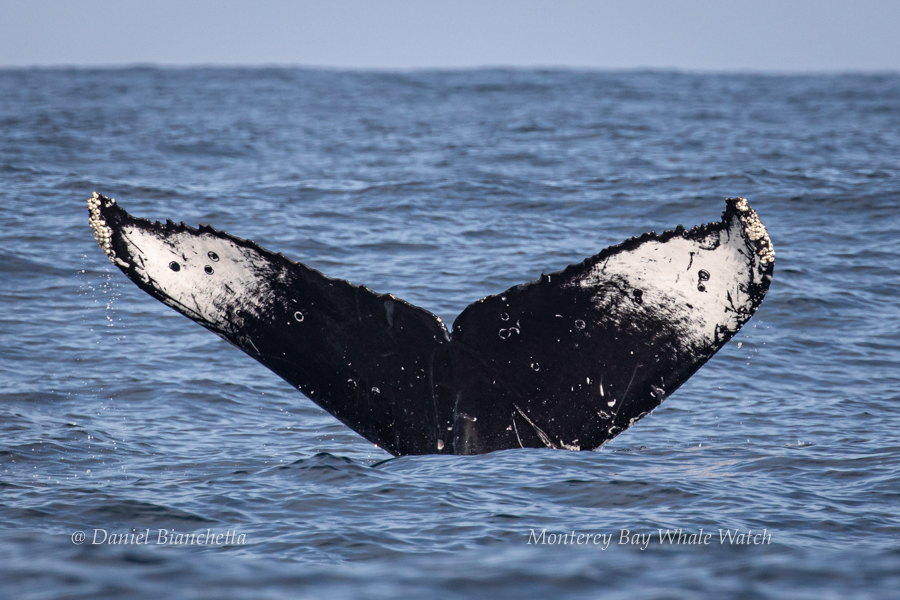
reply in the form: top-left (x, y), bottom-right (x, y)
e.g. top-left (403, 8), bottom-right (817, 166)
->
top-left (87, 193), bottom-right (774, 456)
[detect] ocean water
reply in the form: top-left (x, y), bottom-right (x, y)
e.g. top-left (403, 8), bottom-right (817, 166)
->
top-left (1, 68), bottom-right (899, 598)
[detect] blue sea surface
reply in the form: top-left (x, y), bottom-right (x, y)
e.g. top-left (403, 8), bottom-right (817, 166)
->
top-left (1, 68), bottom-right (899, 598)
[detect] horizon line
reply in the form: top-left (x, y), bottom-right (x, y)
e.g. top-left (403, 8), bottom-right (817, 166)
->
top-left (2, 63), bottom-right (898, 76)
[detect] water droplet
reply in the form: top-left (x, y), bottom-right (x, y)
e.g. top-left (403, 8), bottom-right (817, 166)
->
top-left (204, 265), bottom-right (214, 275)
top-left (575, 319), bottom-right (585, 330)
top-left (294, 311), bottom-right (304, 322)
top-left (698, 269), bottom-right (710, 281)
top-left (208, 251), bottom-right (219, 262)
top-left (168, 261), bottom-right (180, 272)
top-left (500, 312), bottom-right (509, 321)
top-left (737, 342), bottom-right (742, 348)
top-left (347, 379), bottom-right (357, 389)
top-left (632, 289), bottom-right (643, 304)
top-left (499, 329), bottom-right (511, 339)
top-left (697, 283), bottom-right (706, 292)
top-left (437, 440), bottom-right (444, 450)
top-left (531, 362), bottom-right (540, 371)
top-left (371, 387), bottom-right (380, 394)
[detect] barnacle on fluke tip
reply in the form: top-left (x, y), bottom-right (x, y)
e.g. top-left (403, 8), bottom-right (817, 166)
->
top-left (88, 192), bottom-right (773, 456)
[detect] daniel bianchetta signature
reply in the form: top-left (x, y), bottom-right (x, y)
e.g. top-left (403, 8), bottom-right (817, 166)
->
top-left (71, 528), bottom-right (246, 546)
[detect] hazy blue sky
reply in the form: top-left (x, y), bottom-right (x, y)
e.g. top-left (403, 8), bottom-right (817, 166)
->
top-left (1, 0), bottom-right (898, 71)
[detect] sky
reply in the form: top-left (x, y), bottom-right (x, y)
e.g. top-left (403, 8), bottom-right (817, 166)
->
top-left (1, 0), bottom-right (898, 72)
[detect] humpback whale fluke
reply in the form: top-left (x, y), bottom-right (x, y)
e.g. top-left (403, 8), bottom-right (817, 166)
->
top-left (87, 192), bottom-right (774, 456)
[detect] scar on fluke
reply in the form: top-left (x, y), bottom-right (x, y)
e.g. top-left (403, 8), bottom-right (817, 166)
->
top-left (87, 191), bottom-right (773, 456)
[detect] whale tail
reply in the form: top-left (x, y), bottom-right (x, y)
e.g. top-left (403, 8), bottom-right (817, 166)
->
top-left (88, 192), bottom-right (773, 455)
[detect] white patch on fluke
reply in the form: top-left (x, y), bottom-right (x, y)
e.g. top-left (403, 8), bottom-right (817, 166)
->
top-left (568, 198), bottom-right (771, 353)
top-left (117, 222), bottom-right (282, 335)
